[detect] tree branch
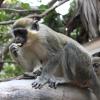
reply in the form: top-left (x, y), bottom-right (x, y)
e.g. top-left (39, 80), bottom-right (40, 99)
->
top-left (0, 20), bottom-right (15, 25)
top-left (0, 0), bottom-right (4, 7)
top-left (27, 0), bottom-right (69, 19)
top-left (0, 8), bottom-right (41, 13)
top-left (0, 0), bottom-right (69, 25)
top-left (47, 0), bottom-right (58, 7)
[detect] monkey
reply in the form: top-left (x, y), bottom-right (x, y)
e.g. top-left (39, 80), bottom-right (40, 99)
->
top-left (25, 25), bottom-right (100, 100)
top-left (9, 17), bottom-right (68, 79)
top-left (9, 18), bottom-right (100, 99)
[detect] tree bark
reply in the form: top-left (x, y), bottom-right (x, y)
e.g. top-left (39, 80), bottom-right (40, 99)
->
top-left (0, 0), bottom-right (4, 7)
top-left (66, 0), bottom-right (100, 40)
top-left (0, 80), bottom-right (97, 100)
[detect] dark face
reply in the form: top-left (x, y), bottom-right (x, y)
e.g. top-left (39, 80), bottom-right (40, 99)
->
top-left (13, 28), bottom-right (28, 47)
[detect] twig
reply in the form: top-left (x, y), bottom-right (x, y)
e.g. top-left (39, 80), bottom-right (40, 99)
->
top-left (0, 20), bottom-right (15, 25)
top-left (0, 8), bottom-right (41, 13)
top-left (47, 0), bottom-right (58, 7)
top-left (27, 0), bottom-right (69, 19)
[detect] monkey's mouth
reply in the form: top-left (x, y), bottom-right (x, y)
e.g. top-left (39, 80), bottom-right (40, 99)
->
top-left (15, 38), bottom-right (26, 47)
top-left (15, 42), bottom-right (25, 47)
top-left (15, 39), bottom-right (26, 47)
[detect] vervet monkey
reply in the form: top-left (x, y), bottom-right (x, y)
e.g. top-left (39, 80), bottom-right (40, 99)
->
top-left (9, 18), bottom-right (100, 99)
top-left (9, 17), bottom-right (67, 79)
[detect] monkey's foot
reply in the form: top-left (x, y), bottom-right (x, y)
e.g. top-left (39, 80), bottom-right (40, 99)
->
top-left (32, 76), bottom-right (48, 89)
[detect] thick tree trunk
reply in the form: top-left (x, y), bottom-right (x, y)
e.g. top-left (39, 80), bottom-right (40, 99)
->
top-left (0, 0), bottom-right (4, 7)
top-left (66, 0), bottom-right (100, 41)
top-left (0, 79), bottom-right (97, 100)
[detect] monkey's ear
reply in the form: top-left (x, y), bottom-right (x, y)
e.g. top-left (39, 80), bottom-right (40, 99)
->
top-left (31, 22), bottom-right (39, 31)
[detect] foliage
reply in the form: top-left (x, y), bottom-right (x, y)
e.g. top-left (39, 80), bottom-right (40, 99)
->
top-left (64, 0), bottom-right (76, 20)
top-left (39, 4), bottom-right (48, 12)
top-left (63, 0), bottom-right (81, 40)
top-left (0, 0), bottom-right (31, 78)
top-left (39, 4), bottom-right (65, 33)
top-left (43, 10), bottom-right (65, 33)
top-left (0, 63), bottom-right (23, 79)
top-left (21, 3), bottom-right (31, 10)
top-left (69, 28), bottom-right (81, 40)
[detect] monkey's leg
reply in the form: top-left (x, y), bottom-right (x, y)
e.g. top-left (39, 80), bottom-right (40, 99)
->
top-left (32, 51), bottom-right (62, 89)
top-left (48, 43), bottom-right (75, 89)
top-left (48, 45), bottom-right (76, 89)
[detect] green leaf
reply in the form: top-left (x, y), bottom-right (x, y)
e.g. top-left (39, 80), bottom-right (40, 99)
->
top-left (21, 3), bottom-right (31, 10)
top-left (39, 4), bottom-right (48, 12)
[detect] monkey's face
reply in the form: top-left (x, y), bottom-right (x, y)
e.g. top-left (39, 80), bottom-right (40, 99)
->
top-left (13, 28), bottom-right (28, 47)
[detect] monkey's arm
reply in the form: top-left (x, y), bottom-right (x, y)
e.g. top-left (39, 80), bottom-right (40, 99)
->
top-left (32, 51), bottom-right (62, 89)
top-left (9, 43), bottom-right (42, 79)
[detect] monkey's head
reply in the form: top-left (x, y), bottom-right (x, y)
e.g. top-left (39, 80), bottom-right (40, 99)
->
top-left (12, 18), bottom-right (39, 47)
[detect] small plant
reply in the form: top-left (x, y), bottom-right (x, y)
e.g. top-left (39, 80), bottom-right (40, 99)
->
top-left (0, 63), bottom-right (23, 79)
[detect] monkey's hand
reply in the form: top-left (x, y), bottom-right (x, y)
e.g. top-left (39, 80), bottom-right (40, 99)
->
top-left (9, 43), bottom-right (19, 57)
top-left (32, 76), bottom-right (48, 89)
